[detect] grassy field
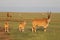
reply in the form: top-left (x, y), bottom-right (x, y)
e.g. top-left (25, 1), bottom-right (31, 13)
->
top-left (0, 12), bottom-right (60, 40)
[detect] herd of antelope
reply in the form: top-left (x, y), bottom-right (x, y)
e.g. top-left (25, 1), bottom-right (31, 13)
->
top-left (4, 12), bottom-right (51, 32)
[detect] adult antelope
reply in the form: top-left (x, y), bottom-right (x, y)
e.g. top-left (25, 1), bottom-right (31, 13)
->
top-left (19, 21), bottom-right (26, 32)
top-left (32, 12), bottom-right (51, 32)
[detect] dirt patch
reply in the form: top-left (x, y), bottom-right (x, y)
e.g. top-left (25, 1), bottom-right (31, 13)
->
top-left (0, 27), bottom-right (10, 40)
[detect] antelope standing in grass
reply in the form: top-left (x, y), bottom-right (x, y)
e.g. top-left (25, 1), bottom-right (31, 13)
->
top-left (19, 21), bottom-right (26, 32)
top-left (7, 12), bottom-right (12, 20)
top-left (32, 12), bottom-right (51, 32)
top-left (7, 12), bottom-right (12, 17)
top-left (4, 21), bottom-right (9, 32)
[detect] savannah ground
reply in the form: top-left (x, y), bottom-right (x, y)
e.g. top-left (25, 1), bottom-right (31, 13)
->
top-left (0, 12), bottom-right (60, 40)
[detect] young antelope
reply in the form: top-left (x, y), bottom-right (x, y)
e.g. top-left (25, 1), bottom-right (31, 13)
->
top-left (4, 21), bottom-right (9, 32)
top-left (19, 21), bottom-right (26, 32)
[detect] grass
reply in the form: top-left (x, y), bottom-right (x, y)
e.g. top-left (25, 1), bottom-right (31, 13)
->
top-left (9, 22), bottom-right (60, 40)
top-left (0, 12), bottom-right (60, 40)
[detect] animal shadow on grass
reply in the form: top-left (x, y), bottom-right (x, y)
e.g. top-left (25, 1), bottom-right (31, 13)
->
top-left (36, 27), bottom-right (44, 31)
top-left (36, 26), bottom-right (44, 32)
top-left (26, 26), bottom-right (44, 32)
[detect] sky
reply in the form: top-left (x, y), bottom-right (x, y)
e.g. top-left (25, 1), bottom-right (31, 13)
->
top-left (0, 0), bottom-right (60, 12)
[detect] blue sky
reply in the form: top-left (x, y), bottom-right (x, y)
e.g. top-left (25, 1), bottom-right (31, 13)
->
top-left (0, 0), bottom-right (60, 12)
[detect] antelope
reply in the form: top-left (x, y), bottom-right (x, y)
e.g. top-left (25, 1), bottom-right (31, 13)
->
top-left (19, 21), bottom-right (26, 32)
top-left (32, 12), bottom-right (51, 32)
top-left (7, 12), bottom-right (12, 18)
top-left (7, 12), bottom-right (12, 21)
top-left (4, 21), bottom-right (9, 32)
